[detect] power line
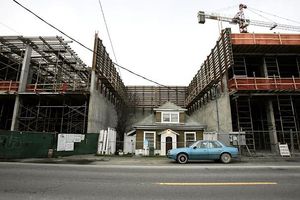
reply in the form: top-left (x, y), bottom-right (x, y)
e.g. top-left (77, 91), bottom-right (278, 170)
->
top-left (97, 0), bottom-right (122, 77)
top-left (114, 62), bottom-right (169, 88)
top-left (97, 0), bottom-right (118, 64)
top-left (0, 21), bottom-right (21, 34)
top-left (12, 0), bottom-right (94, 52)
top-left (12, 0), bottom-right (173, 89)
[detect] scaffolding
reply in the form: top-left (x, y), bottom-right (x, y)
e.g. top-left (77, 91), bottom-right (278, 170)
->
top-left (16, 95), bottom-right (88, 133)
top-left (0, 36), bottom-right (89, 133)
top-left (0, 35), bottom-right (128, 133)
top-left (0, 36), bottom-right (90, 89)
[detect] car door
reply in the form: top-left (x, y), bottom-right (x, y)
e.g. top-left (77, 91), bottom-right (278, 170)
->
top-left (208, 141), bottom-right (223, 160)
top-left (189, 141), bottom-right (209, 160)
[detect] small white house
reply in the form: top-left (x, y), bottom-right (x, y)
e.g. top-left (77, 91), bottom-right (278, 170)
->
top-left (124, 102), bottom-right (206, 156)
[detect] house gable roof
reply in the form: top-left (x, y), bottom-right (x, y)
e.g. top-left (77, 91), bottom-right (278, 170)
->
top-left (153, 101), bottom-right (187, 112)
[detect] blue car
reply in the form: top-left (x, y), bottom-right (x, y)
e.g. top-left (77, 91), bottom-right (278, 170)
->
top-left (167, 140), bottom-right (239, 164)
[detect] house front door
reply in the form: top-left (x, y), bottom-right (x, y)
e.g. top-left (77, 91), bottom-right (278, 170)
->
top-left (160, 129), bottom-right (178, 156)
top-left (166, 137), bottom-right (172, 155)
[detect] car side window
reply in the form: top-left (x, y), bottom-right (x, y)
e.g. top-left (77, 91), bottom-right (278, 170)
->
top-left (211, 141), bottom-right (222, 148)
top-left (199, 141), bottom-right (209, 148)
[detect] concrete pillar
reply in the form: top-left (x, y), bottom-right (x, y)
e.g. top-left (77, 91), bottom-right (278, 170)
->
top-left (263, 57), bottom-right (278, 153)
top-left (87, 70), bottom-right (97, 133)
top-left (262, 57), bottom-right (268, 77)
top-left (18, 45), bottom-right (32, 92)
top-left (266, 100), bottom-right (279, 154)
top-left (10, 96), bottom-right (21, 131)
top-left (11, 45), bottom-right (32, 130)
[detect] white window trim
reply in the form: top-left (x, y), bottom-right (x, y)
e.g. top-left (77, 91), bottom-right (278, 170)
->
top-left (143, 131), bottom-right (156, 149)
top-left (184, 132), bottom-right (196, 147)
top-left (161, 112), bottom-right (179, 123)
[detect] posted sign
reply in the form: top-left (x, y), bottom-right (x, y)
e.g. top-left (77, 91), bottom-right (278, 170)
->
top-left (57, 134), bottom-right (85, 151)
top-left (278, 143), bottom-right (291, 157)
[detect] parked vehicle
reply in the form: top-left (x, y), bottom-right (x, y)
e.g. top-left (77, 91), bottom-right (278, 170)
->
top-left (167, 140), bottom-right (239, 164)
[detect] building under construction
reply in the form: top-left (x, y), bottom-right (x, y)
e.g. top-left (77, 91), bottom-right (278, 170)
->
top-left (0, 35), bottom-right (126, 134)
top-left (185, 28), bottom-right (300, 153)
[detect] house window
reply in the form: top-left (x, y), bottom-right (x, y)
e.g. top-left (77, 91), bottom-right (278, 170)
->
top-left (184, 132), bottom-right (196, 147)
top-left (161, 112), bottom-right (179, 123)
top-left (144, 131), bottom-right (156, 149)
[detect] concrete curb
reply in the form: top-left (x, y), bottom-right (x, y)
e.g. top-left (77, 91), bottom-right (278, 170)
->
top-left (1, 154), bottom-right (300, 165)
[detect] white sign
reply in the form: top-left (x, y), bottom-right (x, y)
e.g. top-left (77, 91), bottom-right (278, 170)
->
top-left (279, 143), bottom-right (291, 157)
top-left (57, 134), bottom-right (85, 151)
top-left (57, 134), bottom-right (67, 151)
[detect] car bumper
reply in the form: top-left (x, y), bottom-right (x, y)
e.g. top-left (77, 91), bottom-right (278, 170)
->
top-left (167, 153), bottom-right (176, 160)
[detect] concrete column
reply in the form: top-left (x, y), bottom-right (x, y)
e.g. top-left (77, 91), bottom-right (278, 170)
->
top-left (262, 57), bottom-right (268, 77)
top-left (18, 45), bottom-right (32, 92)
top-left (87, 70), bottom-right (97, 133)
top-left (266, 100), bottom-right (279, 154)
top-left (11, 45), bottom-right (32, 130)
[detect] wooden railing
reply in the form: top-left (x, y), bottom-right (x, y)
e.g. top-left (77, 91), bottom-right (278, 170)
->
top-left (228, 76), bottom-right (300, 92)
top-left (0, 81), bottom-right (19, 92)
top-left (0, 81), bottom-right (88, 93)
top-left (230, 33), bottom-right (300, 46)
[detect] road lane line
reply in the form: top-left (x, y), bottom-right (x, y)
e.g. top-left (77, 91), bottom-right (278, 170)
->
top-left (158, 182), bottom-right (278, 186)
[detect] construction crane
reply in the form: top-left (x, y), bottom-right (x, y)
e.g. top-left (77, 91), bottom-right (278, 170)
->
top-left (198, 4), bottom-right (300, 33)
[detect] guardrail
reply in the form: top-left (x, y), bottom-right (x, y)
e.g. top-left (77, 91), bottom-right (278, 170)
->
top-left (228, 76), bottom-right (300, 92)
top-left (0, 81), bottom-right (88, 93)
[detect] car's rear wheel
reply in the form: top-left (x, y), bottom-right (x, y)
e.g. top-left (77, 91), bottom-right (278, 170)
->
top-left (220, 153), bottom-right (231, 164)
top-left (177, 153), bottom-right (188, 164)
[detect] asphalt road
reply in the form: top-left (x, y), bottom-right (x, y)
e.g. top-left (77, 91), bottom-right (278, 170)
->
top-left (0, 162), bottom-right (300, 200)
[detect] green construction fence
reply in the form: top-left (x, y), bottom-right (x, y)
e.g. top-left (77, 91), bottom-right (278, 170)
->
top-left (0, 130), bottom-right (99, 159)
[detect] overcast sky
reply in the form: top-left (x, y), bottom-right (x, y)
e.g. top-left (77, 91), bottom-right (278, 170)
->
top-left (1, 0), bottom-right (299, 86)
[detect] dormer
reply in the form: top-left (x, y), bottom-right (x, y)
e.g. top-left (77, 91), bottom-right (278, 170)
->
top-left (154, 101), bottom-right (187, 124)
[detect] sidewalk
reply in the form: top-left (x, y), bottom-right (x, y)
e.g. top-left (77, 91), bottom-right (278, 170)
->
top-left (2, 154), bottom-right (300, 165)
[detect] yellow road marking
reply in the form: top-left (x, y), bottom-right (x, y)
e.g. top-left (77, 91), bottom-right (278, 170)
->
top-left (158, 182), bottom-right (277, 186)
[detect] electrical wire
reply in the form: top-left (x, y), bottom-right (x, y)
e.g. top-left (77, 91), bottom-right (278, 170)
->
top-left (12, 0), bottom-right (174, 89)
top-left (12, 1), bottom-right (95, 53)
top-left (114, 62), bottom-right (169, 88)
top-left (0, 21), bottom-right (21, 34)
top-left (97, 0), bottom-right (121, 76)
